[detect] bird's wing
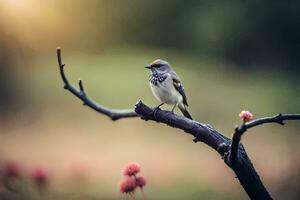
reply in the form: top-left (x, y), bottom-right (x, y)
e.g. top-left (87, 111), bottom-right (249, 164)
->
top-left (172, 76), bottom-right (188, 106)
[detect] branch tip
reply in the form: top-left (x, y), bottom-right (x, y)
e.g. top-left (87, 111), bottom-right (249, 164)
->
top-left (57, 47), bottom-right (139, 120)
top-left (229, 113), bottom-right (300, 166)
top-left (78, 79), bottom-right (85, 94)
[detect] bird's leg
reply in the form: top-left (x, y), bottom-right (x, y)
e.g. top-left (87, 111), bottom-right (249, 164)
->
top-left (171, 103), bottom-right (178, 113)
top-left (154, 102), bottom-right (164, 110)
top-left (153, 103), bottom-right (164, 119)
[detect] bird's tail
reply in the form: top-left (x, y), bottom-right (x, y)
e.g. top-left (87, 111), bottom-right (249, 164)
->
top-left (178, 103), bottom-right (193, 120)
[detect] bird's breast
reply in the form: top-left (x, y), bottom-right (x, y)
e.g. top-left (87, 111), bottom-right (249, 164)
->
top-left (149, 74), bottom-right (182, 105)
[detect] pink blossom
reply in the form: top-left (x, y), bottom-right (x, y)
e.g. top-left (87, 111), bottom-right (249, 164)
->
top-left (122, 162), bottom-right (140, 176)
top-left (135, 176), bottom-right (146, 188)
top-left (31, 167), bottom-right (49, 188)
top-left (3, 162), bottom-right (21, 179)
top-left (119, 178), bottom-right (137, 193)
top-left (239, 110), bottom-right (253, 121)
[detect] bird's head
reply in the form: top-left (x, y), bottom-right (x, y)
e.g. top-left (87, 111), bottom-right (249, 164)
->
top-left (145, 59), bottom-right (171, 74)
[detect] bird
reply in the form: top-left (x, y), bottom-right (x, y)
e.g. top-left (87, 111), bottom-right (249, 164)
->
top-left (145, 59), bottom-right (192, 119)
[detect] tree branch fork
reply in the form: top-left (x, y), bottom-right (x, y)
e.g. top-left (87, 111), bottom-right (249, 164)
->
top-left (56, 47), bottom-right (300, 200)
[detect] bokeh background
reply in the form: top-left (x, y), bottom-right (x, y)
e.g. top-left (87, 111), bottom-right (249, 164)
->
top-left (1, 0), bottom-right (300, 199)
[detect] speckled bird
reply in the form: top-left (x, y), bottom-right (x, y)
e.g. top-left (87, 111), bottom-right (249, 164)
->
top-left (146, 59), bottom-right (192, 119)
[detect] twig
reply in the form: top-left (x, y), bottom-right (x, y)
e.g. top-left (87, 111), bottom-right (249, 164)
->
top-left (56, 47), bottom-right (139, 121)
top-left (229, 113), bottom-right (300, 164)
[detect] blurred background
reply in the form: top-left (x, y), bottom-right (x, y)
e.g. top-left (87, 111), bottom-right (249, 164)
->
top-left (0, 0), bottom-right (300, 199)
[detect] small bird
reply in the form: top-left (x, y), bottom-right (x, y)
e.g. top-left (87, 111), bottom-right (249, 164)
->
top-left (145, 59), bottom-right (192, 119)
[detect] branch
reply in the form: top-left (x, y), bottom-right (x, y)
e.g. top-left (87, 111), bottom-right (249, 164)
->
top-left (229, 114), bottom-right (300, 164)
top-left (56, 47), bottom-right (139, 121)
top-left (57, 48), bottom-right (279, 199)
top-left (135, 100), bottom-right (229, 150)
top-left (134, 101), bottom-right (272, 199)
top-left (244, 113), bottom-right (300, 129)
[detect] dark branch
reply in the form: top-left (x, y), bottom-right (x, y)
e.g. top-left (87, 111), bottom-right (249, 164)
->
top-left (245, 113), bottom-right (300, 129)
top-left (135, 100), bottom-right (229, 151)
top-left (229, 113), bottom-right (300, 164)
top-left (58, 48), bottom-right (300, 199)
top-left (134, 101), bottom-right (272, 199)
top-left (56, 47), bottom-right (139, 121)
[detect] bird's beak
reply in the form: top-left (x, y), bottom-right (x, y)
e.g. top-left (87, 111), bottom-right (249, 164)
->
top-left (145, 64), bottom-right (151, 69)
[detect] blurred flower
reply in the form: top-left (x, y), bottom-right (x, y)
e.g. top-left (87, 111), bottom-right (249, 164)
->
top-left (135, 176), bottom-right (146, 188)
top-left (122, 162), bottom-right (140, 176)
top-left (3, 162), bottom-right (21, 179)
top-left (31, 167), bottom-right (49, 188)
top-left (1, 162), bottom-right (22, 192)
top-left (239, 110), bottom-right (253, 121)
top-left (119, 178), bottom-right (136, 193)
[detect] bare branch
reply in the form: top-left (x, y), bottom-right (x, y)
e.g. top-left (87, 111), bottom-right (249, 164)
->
top-left (56, 47), bottom-right (139, 121)
top-left (135, 101), bottom-right (272, 200)
top-left (229, 113), bottom-right (300, 164)
top-left (135, 100), bottom-right (228, 151)
top-left (244, 113), bottom-right (300, 128)
top-left (58, 48), bottom-right (300, 199)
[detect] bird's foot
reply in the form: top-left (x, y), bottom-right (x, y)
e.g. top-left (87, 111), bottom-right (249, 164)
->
top-left (153, 103), bottom-right (164, 119)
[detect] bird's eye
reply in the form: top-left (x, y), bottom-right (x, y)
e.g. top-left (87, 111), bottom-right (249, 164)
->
top-left (153, 63), bottom-right (163, 68)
